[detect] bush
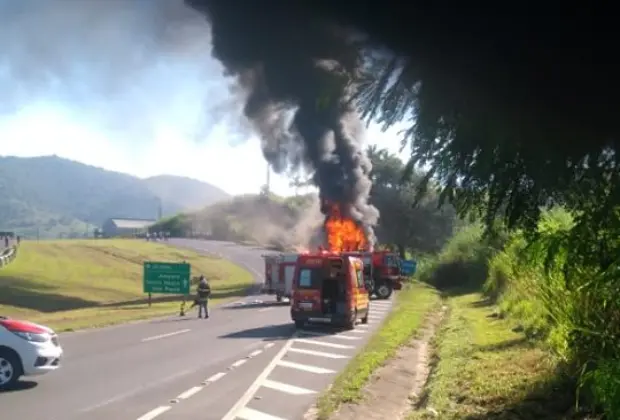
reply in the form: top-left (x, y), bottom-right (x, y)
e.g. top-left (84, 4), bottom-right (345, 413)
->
top-left (483, 207), bottom-right (620, 417)
top-left (418, 223), bottom-right (506, 291)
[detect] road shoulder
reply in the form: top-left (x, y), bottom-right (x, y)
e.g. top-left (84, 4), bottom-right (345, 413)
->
top-left (311, 282), bottom-right (442, 420)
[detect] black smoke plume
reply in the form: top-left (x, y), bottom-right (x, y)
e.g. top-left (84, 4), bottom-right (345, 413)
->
top-left (186, 0), bottom-right (379, 246)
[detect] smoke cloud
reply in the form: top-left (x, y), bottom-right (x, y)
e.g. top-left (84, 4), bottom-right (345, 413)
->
top-left (186, 1), bottom-right (380, 245)
top-left (0, 0), bottom-right (246, 146)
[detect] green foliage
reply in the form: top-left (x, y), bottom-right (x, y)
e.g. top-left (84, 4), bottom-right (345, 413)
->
top-left (483, 207), bottom-right (620, 417)
top-left (417, 223), bottom-right (506, 290)
top-left (367, 146), bottom-right (456, 255)
top-left (0, 156), bottom-right (229, 238)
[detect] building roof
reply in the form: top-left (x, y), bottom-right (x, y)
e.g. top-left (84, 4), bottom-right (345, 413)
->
top-left (109, 218), bottom-right (156, 229)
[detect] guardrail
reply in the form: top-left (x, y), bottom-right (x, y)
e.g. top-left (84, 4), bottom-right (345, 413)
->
top-left (0, 246), bottom-right (17, 268)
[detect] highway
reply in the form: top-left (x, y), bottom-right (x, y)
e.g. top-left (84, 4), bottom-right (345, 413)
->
top-left (0, 239), bottom-right (393, 420)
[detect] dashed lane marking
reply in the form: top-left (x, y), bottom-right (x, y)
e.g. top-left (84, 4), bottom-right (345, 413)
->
top-left (141, 329), bottom-right (191, 342)
top-left (202, 372), bottom-right (227, 385)
top-left (231, 359), bottom-right (248, 368)
top-left (276, 360), bottom-right (335, 374)
top-left (248, 349), bottom-right (263, 358)
top-left (297, 330), bottom-right (361, 340)
top-left (262, 379), bottom-right (316, 395)
top-left (176, 386), bottom-right (203, 400)
top-left (287, 347), bottom-right (349, 359)
top-left (136, 406), bottom-right (171, 420)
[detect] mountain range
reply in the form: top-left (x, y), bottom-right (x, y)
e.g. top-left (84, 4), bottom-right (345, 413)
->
top-left (0, 155), bottom-right (230, 238)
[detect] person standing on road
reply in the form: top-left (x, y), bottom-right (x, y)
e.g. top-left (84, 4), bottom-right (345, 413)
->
top-left (196, 275), bottom-right (211, 319)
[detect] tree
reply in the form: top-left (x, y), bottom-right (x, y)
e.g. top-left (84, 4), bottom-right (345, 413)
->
top-left (367, 146), bottom-right (455, 257)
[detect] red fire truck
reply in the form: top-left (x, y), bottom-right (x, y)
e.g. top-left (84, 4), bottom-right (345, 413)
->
top-left (261, 253), bottom-right (299, 302)
top-left (342, 250), bottom-right (403, 299)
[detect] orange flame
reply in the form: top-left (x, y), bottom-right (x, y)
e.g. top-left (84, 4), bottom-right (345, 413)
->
top-left (324, 201), bottom-right (368, 253)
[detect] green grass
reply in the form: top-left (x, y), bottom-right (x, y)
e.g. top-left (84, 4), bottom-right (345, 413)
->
top-left (316, 282), bottom-right (441, 419)
top-left (0, 239), bottom-right (254, 332)
top-left (408, 292), bottom-right (580, 420)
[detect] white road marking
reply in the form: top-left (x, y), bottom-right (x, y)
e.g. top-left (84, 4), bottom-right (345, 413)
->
top-left (293, 338), bottom-right (354, 349)
top-left (204, 372), bottom-right (227, 384)
top-left (288, 347), bottom-right (349, 359)
top-left (264, 342), bottom-right (275, 349)
top-left (221, 335), bottom-right (296, 420)
top-left (176, 386), bottom-right (202, 400)
top-left (262, 379), bottom-right (316, 395)
top-left (141, 329), bottom-right (191, 342)
top-left (356, 324), bottom-right (369, 328)
top-left (136, 406), bottom-right (171, 420)
top-left (237, 407), bottom-right (288, 420)
top-left (348, 329), bottom-right (367, 334)
top-left (277, 360), bottom-right (335, 374)
top-left (231, 359), bottom-right (248, 368)
top-left (249, 349), bottom-right (263, 358)
top-left (297, 330), bottom-right (361, 340)
top-left (258, 307), bottom-right (273, 312)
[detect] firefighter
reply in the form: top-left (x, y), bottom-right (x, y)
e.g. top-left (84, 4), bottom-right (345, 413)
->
top-left (196, 275), bottom-right (211, 319)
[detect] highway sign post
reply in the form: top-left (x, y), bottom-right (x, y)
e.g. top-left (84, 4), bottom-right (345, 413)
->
top-left (143, 262), bottom-right (191, 305)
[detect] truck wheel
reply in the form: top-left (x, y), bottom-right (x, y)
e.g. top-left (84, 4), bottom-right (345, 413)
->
top-left (276, 293), bottom-right (283, 303)
top-left (365, 278), bottom-right (375, 296)
top-left (294, 320), bottom-right (305, 329)
top-left (375, 283), bottom-right (393, 300)
top-left (0, 349), bottom-right (22, 390)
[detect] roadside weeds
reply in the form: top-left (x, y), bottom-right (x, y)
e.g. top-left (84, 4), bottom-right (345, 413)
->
top-left (408, 292), bottom-right (598, 420)
top-left (311, 282), bottom-right (442, 420)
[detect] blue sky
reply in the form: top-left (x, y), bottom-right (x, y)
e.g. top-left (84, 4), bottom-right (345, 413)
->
top-left (0, 0), bottom-right (410, 197)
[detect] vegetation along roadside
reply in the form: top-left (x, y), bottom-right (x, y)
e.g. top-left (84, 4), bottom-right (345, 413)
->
top-left (410, 210), bottom-right (613, 419)
top-left (0, 239), bottom-right (254, 332)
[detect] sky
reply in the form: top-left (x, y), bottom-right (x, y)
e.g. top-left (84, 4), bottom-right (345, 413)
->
top-left (0, 0), bottom-right (410, 197)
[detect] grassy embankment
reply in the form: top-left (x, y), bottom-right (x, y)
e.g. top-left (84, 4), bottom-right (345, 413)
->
top-left (408, 292), bottom-right (572, 419)
top-left (316, 281), bottom-right (442, 419)
top-left (409, 215), bottom-right (608, 419)
top-left (0, 239), bottom-right (254, 332)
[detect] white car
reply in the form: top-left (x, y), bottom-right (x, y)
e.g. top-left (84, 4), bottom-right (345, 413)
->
top-left (0, 316), bottom-right (63, 389)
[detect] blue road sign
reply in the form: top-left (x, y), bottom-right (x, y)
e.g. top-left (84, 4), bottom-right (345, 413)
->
top-left (401, 260), bottom-right (417, 276)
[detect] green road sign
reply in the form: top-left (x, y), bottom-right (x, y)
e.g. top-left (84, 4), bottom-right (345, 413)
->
top-left (143, 262), bottom-right (191, 294)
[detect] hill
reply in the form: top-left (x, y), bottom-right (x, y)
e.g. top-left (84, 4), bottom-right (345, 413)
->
top-left (144, 175), bottom-right (230, 216)
top-left (0, 155), bottom-right (230, 238)
top-left (0, 239), bottom-right (253, 331)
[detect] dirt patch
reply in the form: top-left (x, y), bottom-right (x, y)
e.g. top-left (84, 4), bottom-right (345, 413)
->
top-left (318, 304), bottom-right (447, 420)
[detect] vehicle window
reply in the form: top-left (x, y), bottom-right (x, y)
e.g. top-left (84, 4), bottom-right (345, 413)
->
top-left (297, 268), bottom-right (321, 289)
top-left (356, 269), bottom-right (364, 289)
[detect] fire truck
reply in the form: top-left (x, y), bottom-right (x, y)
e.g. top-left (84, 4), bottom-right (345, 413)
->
top-left (263, 250), bottom-right (403, 302)
top-left (343, 250), bottom-right (403, 299)
top-left (261, 252), bottom-right (299, 302)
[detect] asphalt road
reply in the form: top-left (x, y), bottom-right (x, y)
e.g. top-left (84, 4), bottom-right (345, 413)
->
top-left (0, 239), bottom-right (394, 420)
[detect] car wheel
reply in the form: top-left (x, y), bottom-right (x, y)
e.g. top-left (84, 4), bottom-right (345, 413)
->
top-left (0, 349), bottom-right (21, 390)
top-left (345, 310), bottom-right (357, 330)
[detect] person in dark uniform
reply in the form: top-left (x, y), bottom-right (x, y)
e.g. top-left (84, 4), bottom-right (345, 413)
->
top-left (196, 275), bottom-right (211, 319)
